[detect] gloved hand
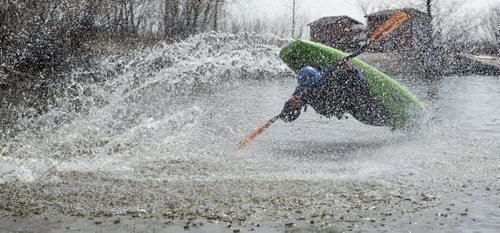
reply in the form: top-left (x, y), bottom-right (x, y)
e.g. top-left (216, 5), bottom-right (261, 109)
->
top-left (280, 96), bottom-right (304, 123)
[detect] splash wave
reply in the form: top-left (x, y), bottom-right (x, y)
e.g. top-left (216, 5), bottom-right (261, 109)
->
top-left (1, 32), bottom-right (293, 182)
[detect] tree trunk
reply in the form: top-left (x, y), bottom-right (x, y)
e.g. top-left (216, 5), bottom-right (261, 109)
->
top-left (201, 1), bottom-right (212, 31)
top-left (164, 0), bottom-right (179, 39)
top-left (213, 0), bottom-right (219, 31)
top-left (191, 0), bottom-right (202, 34)
top-left (128, 0), bottom-right (136, 35)
top-left (426, 0), bottom-right (433, 43)
top-left (292, 0), bottom-right (296, 38)
top-left (426, 0), bottom-right (432, 19)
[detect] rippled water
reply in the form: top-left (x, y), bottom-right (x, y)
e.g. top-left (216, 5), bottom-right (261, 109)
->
top-left (0, 33), bottom-right (499, 232)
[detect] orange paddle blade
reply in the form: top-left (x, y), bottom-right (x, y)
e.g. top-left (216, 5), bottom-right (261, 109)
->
top-left (237, 120), bottom-right (274, 151)
top-left (368, 11), bottom-right (408, 45)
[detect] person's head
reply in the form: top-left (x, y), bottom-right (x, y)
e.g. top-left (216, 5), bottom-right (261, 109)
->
top-left (297, 66), bottom-right (321, 87)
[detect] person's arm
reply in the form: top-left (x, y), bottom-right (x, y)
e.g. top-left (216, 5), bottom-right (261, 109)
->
top-left (280, 88), bottom-right (306, 123)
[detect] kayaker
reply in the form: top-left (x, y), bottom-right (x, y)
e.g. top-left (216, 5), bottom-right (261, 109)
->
top-left (280, 60), bottom-right (394, 127)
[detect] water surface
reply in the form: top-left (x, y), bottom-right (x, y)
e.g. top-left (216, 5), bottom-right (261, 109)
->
top-left (1, 74), bottom-right (499, 232)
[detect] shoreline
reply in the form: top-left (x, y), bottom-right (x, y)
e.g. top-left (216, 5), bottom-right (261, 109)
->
top-left (1, 176), bottom-right (498, 232)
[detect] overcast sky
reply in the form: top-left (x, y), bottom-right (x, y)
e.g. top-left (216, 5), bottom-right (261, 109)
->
top-left (229, 0), bottom-right (500, 24)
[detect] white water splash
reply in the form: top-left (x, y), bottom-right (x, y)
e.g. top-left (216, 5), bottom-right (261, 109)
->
top-left (0, 32), bottom-right (292, 182)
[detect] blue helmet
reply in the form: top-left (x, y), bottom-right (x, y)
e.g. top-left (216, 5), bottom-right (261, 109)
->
top-left (297, 66), bottom-right (321, 88)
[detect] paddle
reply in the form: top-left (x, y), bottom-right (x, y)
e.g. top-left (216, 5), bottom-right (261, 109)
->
top-left (237, 11), bottom-right (409, 151)
top-left (345, 11), bottom-right (408, 60)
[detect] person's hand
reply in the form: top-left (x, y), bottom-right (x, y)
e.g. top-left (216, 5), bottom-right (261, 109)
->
top-left (280, 96), bottom-right (303, 123)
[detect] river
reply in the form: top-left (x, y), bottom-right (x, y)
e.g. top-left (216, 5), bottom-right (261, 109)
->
top-left (0, 33), bottom-right (499, 232)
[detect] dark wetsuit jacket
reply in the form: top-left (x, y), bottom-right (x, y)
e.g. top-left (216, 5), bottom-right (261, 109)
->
top-left (294, 66), bottom-right (394, 127)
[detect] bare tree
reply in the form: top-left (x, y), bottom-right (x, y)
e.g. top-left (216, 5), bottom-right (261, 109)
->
top-left (356, 0), bottom-right (392, 16)
top-left (491, 6), bottom-right (500, 47)
top-left (292, 0), bottom-right (296, 37)
top-left (481, 5), bottom-right (500, 46)
top-left (162, 0), bottom-right (228, 40)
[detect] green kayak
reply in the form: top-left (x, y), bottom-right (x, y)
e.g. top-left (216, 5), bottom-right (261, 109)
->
top-left (279, 39), bottom-right (427, 129)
